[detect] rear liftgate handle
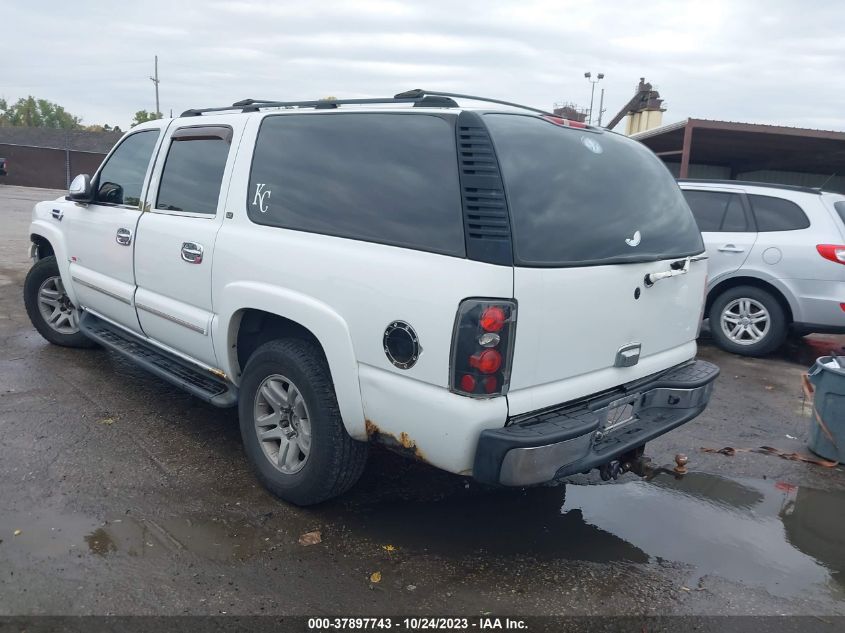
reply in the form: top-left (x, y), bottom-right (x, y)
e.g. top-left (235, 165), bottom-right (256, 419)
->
top-left (644, 255), bottom-right (706, 287)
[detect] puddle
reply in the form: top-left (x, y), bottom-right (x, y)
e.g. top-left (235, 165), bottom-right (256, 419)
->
top-left (325, 471), bottom-right (845, 599)
top-left (2, 472), bottom-right (844, 600)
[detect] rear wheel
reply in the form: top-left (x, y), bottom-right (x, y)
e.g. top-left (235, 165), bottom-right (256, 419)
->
top-left (709, 285), bottom-right (787, 356)
top-left (238, 339), bottom-right (367, 505)
top-left (23, 256), bottom-right (95, 348)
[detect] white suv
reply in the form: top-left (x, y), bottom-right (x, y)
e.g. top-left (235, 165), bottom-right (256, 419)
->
top-left (679, 180), bottom-right (845, 356)
top-left (23, 90), bottom-right (719, 505)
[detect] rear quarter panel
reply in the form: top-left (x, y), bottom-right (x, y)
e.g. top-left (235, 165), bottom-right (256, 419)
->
top-left (211, 114), bottom-right (512, 472)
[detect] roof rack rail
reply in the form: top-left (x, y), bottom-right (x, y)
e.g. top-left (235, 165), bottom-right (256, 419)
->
top-left (181, 89), bottom-right (555, 117)
top-left (677, 178), bottom-right (826, 195)
top-left (394, 89), bottom-right (553, 116)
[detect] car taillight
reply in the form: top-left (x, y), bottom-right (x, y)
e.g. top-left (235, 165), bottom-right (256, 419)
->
top-left (450, 299), bottom-right (516, 398)
top-left (817, 244), bottom-right (845, 264)
top-left (541, 114), bottom-right (588, 129)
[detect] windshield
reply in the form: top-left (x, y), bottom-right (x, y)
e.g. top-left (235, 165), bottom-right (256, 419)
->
top-left (485, 114), bottom-right (704, 267)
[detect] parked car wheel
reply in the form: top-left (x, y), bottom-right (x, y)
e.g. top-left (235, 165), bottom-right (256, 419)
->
top-left (238, 339), bottom-right (368, 505)
top-left (23, 256), bottom-right (95, 348)
top-left (709, 285), bottom-right (787, 356)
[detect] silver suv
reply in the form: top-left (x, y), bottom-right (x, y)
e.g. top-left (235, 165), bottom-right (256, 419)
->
top-left (679, 180), bottom-right (845, 356)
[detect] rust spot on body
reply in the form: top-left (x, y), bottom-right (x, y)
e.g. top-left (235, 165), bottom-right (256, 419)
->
top-left (364, 419), bottom-right (428, 463)
top-left (398, 432), bottom-right (415, 449)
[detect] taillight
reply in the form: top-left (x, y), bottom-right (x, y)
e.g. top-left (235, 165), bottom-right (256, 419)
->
top-left (479, 306), bottom-right (506, 332)
top-left (450, 299), bottom-right (516, 398)
top-left (541, 114), bottom-right (588, 129)
top-left (469, 349), bottom-right (502, 373)
top-left (817, 244), bottom-right (845, 264)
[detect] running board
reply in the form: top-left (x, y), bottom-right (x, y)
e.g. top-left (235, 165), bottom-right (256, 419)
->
top-left (79, 312), bottom-right (238, 408)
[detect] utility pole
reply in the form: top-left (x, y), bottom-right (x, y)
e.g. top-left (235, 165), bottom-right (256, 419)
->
top-left (584, 71), bottom-right (604, 125)
top-left (150, 55), bottom-right (161, 117)
top-left (597, 88), bottom-right (606, 127)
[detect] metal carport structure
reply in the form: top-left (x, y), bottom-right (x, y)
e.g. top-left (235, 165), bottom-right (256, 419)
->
top-left (632, 118), bottom-right (845, 194)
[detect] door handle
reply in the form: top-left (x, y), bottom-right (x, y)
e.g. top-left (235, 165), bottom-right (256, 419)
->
top-left (116, 228), bottom-right (132, 246)
top-left (717, 244), bottom-right (744, 253)
top-left (181, 242), bottom-right (204, 264)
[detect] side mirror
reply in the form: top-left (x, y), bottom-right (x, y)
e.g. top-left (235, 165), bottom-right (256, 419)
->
top-left (67, 174), bottom-right (92, 202)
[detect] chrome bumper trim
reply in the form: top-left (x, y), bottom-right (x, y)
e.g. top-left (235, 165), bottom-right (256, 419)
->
top-left (500, 434), bottom-right (593, 486)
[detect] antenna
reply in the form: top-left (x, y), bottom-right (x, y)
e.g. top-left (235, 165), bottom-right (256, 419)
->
top-left (818, 173), bottom-right (837, 191)
top-left (149, 55), bottom-right (161, 117)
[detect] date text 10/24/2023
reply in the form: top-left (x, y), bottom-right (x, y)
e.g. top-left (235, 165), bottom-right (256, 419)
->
top-left (307, 617), bottom-right (528, 631)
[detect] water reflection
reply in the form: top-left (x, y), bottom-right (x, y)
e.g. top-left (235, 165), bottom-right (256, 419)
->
top-left (563, 472), bottom-right (844, 597)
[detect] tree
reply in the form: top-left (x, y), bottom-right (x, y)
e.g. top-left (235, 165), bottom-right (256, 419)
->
top-left (84, 123), bottom-right (123, 134)
top-left (131, 110), bottom-right (163, 127)
top-left (0, 96), bottom-right (81, 129)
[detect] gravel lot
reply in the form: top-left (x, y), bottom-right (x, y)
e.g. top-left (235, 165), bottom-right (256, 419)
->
top-left (1, 184), bottom-right (844, 618)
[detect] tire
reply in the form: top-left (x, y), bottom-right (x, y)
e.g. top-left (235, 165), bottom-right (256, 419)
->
top-left (238, 339), bottom-right (368, 505)
top-left (23, 256), bottom-right (96, 348)
top-left (708, 285), bottom-right (788, 356)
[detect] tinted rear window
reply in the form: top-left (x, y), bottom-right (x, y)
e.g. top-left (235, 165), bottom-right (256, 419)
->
top-left (683, 190), bottom-right (748, 232)
top-left (247, 113), bottom-right (464, 257)
top-left (748, 194), bottom-right (810, 231)
top-left (485, 114), bottom-right (703, 266)
top-left (834, 201), bottom-right (845, 225)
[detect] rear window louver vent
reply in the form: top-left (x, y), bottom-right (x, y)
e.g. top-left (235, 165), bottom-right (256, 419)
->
top-left (456, 111), bottom-right (513, 266)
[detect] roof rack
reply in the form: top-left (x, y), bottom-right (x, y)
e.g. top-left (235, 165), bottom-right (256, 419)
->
top-left (180, 89), bottom-right (555, 117)
top-left (677, 178), bottom-right (825, 195)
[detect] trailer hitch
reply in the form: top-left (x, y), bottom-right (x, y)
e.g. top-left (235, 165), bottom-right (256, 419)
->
top-left (598, 450), bottom-right (690, 481)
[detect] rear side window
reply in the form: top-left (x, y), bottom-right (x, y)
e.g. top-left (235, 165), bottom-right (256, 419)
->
top-left (834, 201), bottom-right (845, 225)
top-left (247, 114), bottom-right (464, 257)
top-left (157, 135), bottom-right (230, 214)
top-left (748, 194), bottom-right (810, 232)
top-left (485, 114), bottom-right (703, 266)
top-left (683, 190), bottom-right (748, 232)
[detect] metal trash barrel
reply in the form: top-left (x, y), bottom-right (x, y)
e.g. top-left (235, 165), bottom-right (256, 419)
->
top-left (806, 356), bottom-right (845, 463)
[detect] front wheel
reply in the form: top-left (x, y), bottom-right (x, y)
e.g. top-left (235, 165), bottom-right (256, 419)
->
top-left (708, 285), bottom-right (787, 356)
top-left (238, 339), bottom-right (368, 505)
top-left (23, 256), bottom-right (95, 348)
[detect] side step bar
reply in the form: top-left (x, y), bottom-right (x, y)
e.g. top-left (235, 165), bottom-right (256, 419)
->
top-left (79, 311), bottom-right (238, 408)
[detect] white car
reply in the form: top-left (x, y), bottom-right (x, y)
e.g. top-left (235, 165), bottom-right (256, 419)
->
top-left (23, 90), bottom-right (719, 505)
top-left (679, 180), bottom-right (845, 356)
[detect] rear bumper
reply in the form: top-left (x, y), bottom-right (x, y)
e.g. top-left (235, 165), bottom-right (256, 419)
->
top-left (473, 360), bottom-right (720, 486)
top-left (783, 279), bottom-right (845, 329)
top-left (792, 322), bottom-right (845, 336)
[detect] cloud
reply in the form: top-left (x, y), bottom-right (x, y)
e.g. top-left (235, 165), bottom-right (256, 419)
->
top-left (1, 0), bottom-right (843, 130)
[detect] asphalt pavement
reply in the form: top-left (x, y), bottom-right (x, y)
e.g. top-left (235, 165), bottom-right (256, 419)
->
top-left (1, 185), bottom-right (844, 618)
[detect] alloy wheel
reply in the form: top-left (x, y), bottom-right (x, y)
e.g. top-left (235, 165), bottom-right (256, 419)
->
top-left (37, 276), bottom-right (80, 335)
top-left (253, 374), bottom-right (312, 474)
top-left (720, 298), bottom-right (770, 346)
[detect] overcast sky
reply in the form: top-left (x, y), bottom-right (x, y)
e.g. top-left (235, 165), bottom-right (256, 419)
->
top-left (2, 0), bottom-right (843, 131)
